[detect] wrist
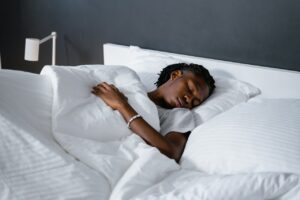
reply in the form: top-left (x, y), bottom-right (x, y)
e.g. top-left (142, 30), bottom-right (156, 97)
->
top-left (117, 102), bottom-right (136, 117)
top-left (117, 101), bottom-right (130, 111)
top-left (117, 102), bottom-right (138, 122)
top-left (127, 114), bottom-right (142, 129)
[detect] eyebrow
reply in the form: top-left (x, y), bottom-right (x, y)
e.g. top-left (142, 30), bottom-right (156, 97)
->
top-left (190, 81), bottom-right (202, 102)
top-left (194, 81), bottom-right (202, 94)
top-left (195, 79), bottom-right (209, 102)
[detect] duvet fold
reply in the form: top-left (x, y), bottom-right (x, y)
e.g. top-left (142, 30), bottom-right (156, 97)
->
top-left (1, 67), bottom-right (299, 199)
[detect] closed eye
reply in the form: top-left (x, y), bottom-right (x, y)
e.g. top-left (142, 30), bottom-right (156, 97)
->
top-left (188, 81), bottom-right (204, 107)
top-left (187, 82), bottom-right (194, 95)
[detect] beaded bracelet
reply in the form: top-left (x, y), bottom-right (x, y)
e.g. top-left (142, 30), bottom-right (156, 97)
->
top-left (127, 114), bottom-right (142, 129)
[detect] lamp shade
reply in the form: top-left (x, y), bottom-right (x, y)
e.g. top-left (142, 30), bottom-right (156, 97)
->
top-left (24, 38), bottom-right (40, 61)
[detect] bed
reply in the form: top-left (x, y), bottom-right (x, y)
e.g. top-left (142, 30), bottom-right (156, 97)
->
top-left (0, 43), bottom-right (300, 200)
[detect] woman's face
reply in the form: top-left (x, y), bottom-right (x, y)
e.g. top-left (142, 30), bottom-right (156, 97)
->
top-left (161, 70), bottom-right (209, 109)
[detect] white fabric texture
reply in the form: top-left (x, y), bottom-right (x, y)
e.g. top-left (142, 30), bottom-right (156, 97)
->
top-left (129, 45), bottom-right (185, 92)
top-left (193, 76), bottom-right (261, 125)
top-left (0, 113), bottom-right (110, 200)
top-left (0, 70), bottom-right (110, 200)
top-left (129, 46), bottom-right (261, 126)
top-left (181, 98), bottom-right (300, 175)
top-left (157, 106), bottom-right (196, 136)
top-left (131, 170), bottom-right (300, 200)
top-left (1, 69), bottom-right (300, 199)
top-left (41, 65), bottom-right (160, 142)
top-left (0, 70), bottom-right (53, 142)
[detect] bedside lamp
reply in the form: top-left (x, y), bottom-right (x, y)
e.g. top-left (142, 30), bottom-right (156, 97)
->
top-left (25, 32), bottom-right (57, 65)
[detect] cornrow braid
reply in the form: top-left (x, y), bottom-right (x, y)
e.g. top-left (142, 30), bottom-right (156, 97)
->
top-left (155, 63), bottom-right (215, 96)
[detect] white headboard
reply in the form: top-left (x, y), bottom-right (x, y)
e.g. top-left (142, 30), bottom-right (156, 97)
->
top-left (103, 43), bottom-right (300, 98)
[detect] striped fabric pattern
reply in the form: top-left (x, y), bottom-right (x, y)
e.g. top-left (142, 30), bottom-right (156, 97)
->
top-left (181, 98), bottom-right (300, 175)
top-left (0, 113), bottom-right (109, 200)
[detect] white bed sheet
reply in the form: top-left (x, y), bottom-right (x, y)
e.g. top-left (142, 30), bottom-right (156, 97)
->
top-left (0, 70), bottom-right (53, 143)
top-left (1, 69), bottom-right (300, 200)
top-left (0, 70), bottom-right (110, 199)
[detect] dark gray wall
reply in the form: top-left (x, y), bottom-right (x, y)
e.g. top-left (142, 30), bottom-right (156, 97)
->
top-left (2, 0), bottom-right (300, 73)
top-left (1, 0), bottom-right (23, 70)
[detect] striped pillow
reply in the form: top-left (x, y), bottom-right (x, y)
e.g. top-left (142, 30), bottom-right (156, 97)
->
top-left (181, 98), bottom-right (300, 175)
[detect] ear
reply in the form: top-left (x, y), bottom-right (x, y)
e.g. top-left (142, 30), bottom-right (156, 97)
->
top-left (170, 70), bottom-right (183, 81)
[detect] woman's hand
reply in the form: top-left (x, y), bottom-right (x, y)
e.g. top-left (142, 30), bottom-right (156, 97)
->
top-left (92, 82), bottom-right (128, 110)
top-left (92, 83), bottom-right (186, 162)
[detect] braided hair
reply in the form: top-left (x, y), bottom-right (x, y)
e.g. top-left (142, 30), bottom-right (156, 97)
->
top-left (155, 63), bottom-right (215, 96)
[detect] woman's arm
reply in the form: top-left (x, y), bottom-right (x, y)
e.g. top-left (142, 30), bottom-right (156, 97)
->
top-left (92, 82), bottom-right (188, 162)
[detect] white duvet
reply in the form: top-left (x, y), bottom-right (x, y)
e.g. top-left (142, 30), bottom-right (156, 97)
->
top-left (1, 68), bottom-right (300, 200)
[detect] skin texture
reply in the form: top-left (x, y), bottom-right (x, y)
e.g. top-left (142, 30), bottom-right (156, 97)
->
top-left (92, 70), bottom-right (209, 162)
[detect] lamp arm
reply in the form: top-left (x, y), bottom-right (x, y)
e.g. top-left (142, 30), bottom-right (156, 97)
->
top-left (38, 32), bottom-right (56, 65)
top-left (39, 32), bottom-right (57, 44)
top-left (52, 32), bottom-right (56, 65)
top-left (25, 32), bottom-right (57, 65)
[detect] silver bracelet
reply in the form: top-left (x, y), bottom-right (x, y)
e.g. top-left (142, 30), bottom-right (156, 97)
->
top-left (127, 114), bottom-right (142, 129)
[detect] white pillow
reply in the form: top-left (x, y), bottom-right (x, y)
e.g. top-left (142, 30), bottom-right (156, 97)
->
top-left (181, 98), bottom-right (300, 175)
top-left (41, 65), bottom-right (160, 142)
top-left (193, 77), bottom-right (260, 124)
top-left (129, 46), bottom-right (260, 125)
top-left (129, 46), bottom-right (185, 92)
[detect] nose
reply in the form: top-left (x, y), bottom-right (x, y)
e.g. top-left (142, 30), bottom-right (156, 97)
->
top-left (183, 95), bottom-right (193, 109)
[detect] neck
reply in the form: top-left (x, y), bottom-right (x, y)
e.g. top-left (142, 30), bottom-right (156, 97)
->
top-left (147, 88), bottom-right (164, 106)
top-left (148, 89), bottom-right (160, 104)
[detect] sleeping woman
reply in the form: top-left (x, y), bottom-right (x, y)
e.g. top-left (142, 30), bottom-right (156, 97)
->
top-left (92, 63), bottom-right (215, 162)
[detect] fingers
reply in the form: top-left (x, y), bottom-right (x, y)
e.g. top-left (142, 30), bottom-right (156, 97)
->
top-left (91, 87), bottom-right (101, 96)
top-left (98, 82), bottom-right (111, 90)
top-left (92, 83), bottom-right (105, 95)
top-left (110, 84), bottom-right (119, 91)
top-left (102, 82), bottom-right (119, 92)
top-left (95, 82), bottom-right (119, 91)
top-left (92, 82), bottom-right (120, 95)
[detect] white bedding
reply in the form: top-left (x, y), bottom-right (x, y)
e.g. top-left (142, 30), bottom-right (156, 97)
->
top-left (0, 70), bottom-right (110, 199)
top-left (1, 69), bottom-right (300, 200)
top-left (40, 65), bottom-right (160, 142)
top-left (1, 117), bottom-right (300, 200)
top-left (0, 113), bottom-right (110, 200)
top-left (182, 98), bottom-right (300, 175)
